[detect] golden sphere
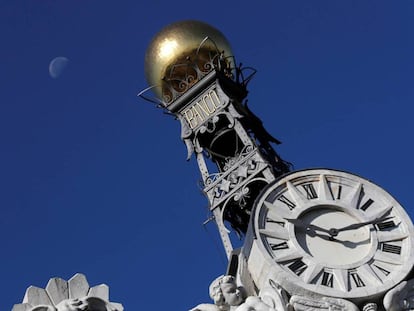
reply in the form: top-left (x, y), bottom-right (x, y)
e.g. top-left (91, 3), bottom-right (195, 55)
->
top-left (144, 20), bottom-right (233, 98)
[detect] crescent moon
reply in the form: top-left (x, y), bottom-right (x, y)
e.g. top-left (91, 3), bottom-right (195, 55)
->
top-left (49, 56), bottom-right (69, 78)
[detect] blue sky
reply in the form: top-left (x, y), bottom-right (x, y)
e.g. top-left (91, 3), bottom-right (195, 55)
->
top-left (1, 1), bottom-right (414, 310)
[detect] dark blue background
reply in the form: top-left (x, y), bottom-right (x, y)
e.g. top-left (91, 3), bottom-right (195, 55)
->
top-left (1, 1), bottom-right (413, 309)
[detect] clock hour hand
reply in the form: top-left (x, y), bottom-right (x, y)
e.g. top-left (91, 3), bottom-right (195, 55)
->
top-left (284, 218), bottom-right (331, 235)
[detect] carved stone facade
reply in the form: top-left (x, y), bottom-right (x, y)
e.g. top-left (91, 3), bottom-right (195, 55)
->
top-left (190, 274), bottom-right (414, 311)
top-left (12, 274), bottom-right (123, 311)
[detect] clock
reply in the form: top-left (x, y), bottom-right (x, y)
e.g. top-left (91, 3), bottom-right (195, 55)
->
top-left (245, 168), bottom-right (414, 302)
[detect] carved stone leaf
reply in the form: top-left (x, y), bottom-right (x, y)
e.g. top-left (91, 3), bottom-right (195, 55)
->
top-left (87, 284), bottom-right (109, 300)
top-left (12, 274), bottom-right (123, 311)
top-left (108, 302), bottom-right (124, 311)
top-left (68, 274), bottom-right (89, 299)
top-left (46, 278), bottom-right (69, 305)
top-left (23, 286), bottom-right (53, 306)
top-left (11, 303), bottom-right (32, 311)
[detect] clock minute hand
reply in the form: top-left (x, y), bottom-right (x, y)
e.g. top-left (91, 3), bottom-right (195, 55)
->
top-left (330, 216), bottom-right (393, 235)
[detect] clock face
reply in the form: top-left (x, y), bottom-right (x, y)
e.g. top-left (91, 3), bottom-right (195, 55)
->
top-left (251, 169), bottom-right (414, 299)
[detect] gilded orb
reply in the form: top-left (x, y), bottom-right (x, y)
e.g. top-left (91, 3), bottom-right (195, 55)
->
top-left (145, 20), bottom-right (233, 100)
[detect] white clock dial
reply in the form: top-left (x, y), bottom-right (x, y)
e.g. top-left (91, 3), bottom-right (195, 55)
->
top-left (248, 169), bottom-right (414, 301)
top-left (294, 208), bottom-right (373, 266)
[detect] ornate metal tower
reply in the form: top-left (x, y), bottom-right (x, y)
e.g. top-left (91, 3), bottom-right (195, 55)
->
top-left (142, 20), bottom-right (414, 311)
top-left (140, 20), bottom-right (290, 258)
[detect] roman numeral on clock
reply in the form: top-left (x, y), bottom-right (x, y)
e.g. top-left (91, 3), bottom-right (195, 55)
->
top-left (265, 217), bottom-right (285, 226)
top-left (277, 195), bottom-right (296, 210)
top-left (373, 264), bottom-right (391, 276)
top-left (302, 183), bottom-right (318, 199)
top-left (360, 198), bottom-right (374, 211)
top-left (270, 241), bottom-right (289, 250)
top-left (350, 272), bottom-right (365, 287)
top-left (321, 271), bottom-right (334, 287)
top-left (376, 220), bottom-right (396, 231)
top-left (336, 185), bottom-right (342, 200)
top-left (381, 243), bottom-right (402, 255)
top-left (288, 259), bottom-right (307, 276)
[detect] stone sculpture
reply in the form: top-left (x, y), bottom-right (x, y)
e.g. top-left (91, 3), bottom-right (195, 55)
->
top-left (11, 273), bottom-right (123, 311)
top-left (190, 275), bottom-right (246, 311)
top-left (190, 275), bottom-right (289, 311)
top-left (383, 278), bottom-right (414, 311)
top-left (189, 274), bottom-right (378, 311)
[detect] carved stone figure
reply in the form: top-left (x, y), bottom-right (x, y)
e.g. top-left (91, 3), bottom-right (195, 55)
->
top-left (211, 275), bottom-right (246, 309)
top-left (190, 275), bottom-right (246, 311)
top-left (190, 275), bottom-right (290, 311)
top-left (384, 279), bottom-right (414, 311)
top-left (11, 274), bottom-right (123, 311)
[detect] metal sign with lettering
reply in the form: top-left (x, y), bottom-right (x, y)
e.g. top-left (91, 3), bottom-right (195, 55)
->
top-left (180, 87), bottom-right (224, 130)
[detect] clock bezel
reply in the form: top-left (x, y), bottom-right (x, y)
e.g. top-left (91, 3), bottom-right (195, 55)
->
top-left (248, 168), bottom-right (414, 300)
